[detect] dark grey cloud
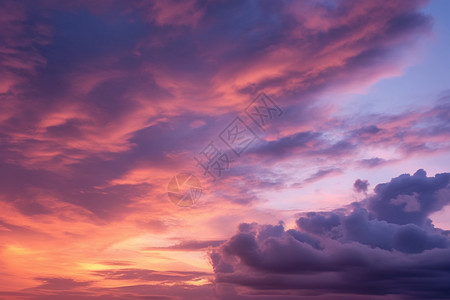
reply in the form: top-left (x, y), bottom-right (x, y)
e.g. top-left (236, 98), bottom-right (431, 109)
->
top-left (368, 169), bottom-right (450, 226)
top-left (353, 179), bottom-right (369, 193)
top-left (296, 212), bottom-right (341, 236)
top-left (211, 170), bottom-right (450, 299)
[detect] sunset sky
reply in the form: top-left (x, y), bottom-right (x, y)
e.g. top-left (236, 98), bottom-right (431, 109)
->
top-left (0, 0), bottom-right (449, 299)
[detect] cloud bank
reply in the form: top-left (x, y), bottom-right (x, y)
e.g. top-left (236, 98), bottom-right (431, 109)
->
top-left (211, 170), bottom-right (450, 299)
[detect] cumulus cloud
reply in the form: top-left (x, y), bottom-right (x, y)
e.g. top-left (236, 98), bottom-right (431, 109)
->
top-left (211, 170), bottom-right (450, 299)
top-left (368, 169), bottom-right (450, 226)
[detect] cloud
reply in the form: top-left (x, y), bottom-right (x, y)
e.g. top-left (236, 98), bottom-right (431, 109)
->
top-left (26, 273), bottom-right (214, 299)
top-left (303, 168), bottom-right (343, 184)
top-left (145, 0), bottom-right (205, 27)
top-left (0, 0), bottom-right (446, 299)
top-left (0, 0), bottom-right (440, 220)
top-left (0, 0), bottom-right (51, 94)
top-left (368, 169), bottom-right (450, 226)
top-left (145, 239), bottom-right (226, 251)
top-left (92, 268), bottom-right (211, 282)
top-left (211, 170), bottom-right (450, 299)
top-left (351, 125), bottom-right (382, 137)
top-left (241, 94), bottom-right (450, 195)
top-left (358, 157), bottom-right (389, 168)
top-left (353, 179), bottom-right (369, 193)
top-left (0, 0), bottom-right (434, 171)
top-left (32, 277), bottom-right (92, 290)
top-left (251, 131), bottom-right (321, 158)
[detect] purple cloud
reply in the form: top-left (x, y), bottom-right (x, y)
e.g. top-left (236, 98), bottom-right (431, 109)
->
top-left (32, 277), bottom-right (92, 290)
top-left (368, 169), bottom-right (450, 226)
top-left (353, 179), bottom-right (369, 193)
top-left (211, 170), bottom-right (450, 299)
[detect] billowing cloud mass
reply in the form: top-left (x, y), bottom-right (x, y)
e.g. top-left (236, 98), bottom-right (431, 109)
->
top-left (211, 170), bottom-right (450, 299)
top-left (0, 0), bottom-right (449, 299)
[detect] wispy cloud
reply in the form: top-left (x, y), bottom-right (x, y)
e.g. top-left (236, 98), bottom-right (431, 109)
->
top-left (0, 0), bottom-right (448, 299)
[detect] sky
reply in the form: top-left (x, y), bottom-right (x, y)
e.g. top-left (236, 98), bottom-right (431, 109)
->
top-left (0, 0), bottom-right (449, 299)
